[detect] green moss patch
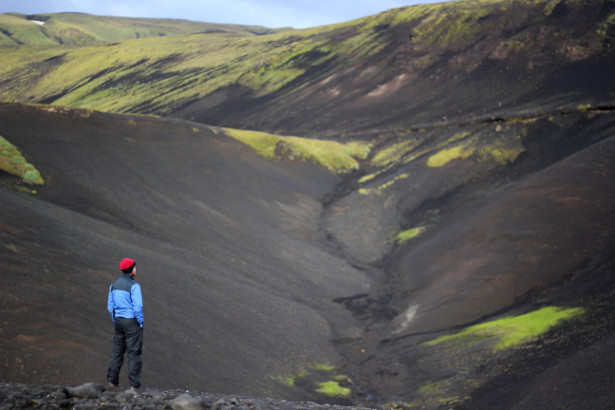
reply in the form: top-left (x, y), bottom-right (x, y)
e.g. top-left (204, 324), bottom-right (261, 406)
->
top-left (310, 363), bottom-right (335, 372)
top-left (223, 127), bottom-right (371, 174)
top-left (371, 138), bottom-right (421, 168)
top-left (426, 143), bottom-right (474, 167)
top-left (480, 142), bottom-right (525, 165)
top-left (395, 226), bottom-right (427, 243)
top-left (277, 362), bottom-right (353, 399)
top-left (426, 131), bottom-right (524, 168)
top-left (358, 173), bottom-right (409, 195)
top-left (315, 381), bottom-right (351, 398)
top-left (425, 306), bottom-right (585, 351)
top-left (0, 135), bottom-right (44, 185)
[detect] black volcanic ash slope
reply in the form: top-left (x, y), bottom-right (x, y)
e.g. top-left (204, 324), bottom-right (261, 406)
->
top-left (1, 0), bottom-right (615, 408)
top-left (2, 106), bottom-right (615, 408)
top-left (0, 103), bottom-right (370, 402)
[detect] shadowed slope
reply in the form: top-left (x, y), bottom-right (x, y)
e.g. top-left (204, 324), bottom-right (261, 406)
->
top-left (319, 106), bottom-right (615, 406)
top-left (0, 103), bottom-right (369, 402)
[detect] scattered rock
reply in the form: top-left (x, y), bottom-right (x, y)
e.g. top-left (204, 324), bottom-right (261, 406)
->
top-left (48, 390), bottom-right (67, 400)
top-left (64, 383), bottom-right (106, 399)
top-left (0, 383), bottom-right (375, 410)
top-left (170, 393), bottom-right (201, 410)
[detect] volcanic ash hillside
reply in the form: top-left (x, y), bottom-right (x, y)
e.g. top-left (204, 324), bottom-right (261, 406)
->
top-left (1, 0), bottom-right (615, 408)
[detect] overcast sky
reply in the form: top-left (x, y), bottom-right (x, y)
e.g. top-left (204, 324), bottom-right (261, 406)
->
top-left (0, 0), bottom-right (447, 29)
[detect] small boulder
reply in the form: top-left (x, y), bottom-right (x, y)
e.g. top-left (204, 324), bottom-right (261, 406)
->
top-left (64, 383), bottom-right (106, 399)
top-left (170, 393), bottom-right (202, 410)
top-left (48, 390), bottom-right (68, 400)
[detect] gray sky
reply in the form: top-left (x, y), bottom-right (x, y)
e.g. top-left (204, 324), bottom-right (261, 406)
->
top-left (0, 0), bottom-right (447, 29)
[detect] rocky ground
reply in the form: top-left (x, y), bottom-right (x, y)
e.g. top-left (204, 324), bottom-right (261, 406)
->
top-left (0, 383), bottom-right (374, 410)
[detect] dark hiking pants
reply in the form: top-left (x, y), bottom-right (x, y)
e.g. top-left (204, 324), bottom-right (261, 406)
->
top-left (107, 317), bottom-right (143, 387)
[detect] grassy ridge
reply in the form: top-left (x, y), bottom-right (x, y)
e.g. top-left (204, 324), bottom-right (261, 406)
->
top-left (0, 12), bottom-right (287, 46)
top-left (3, 0), bottom-right (611, 116)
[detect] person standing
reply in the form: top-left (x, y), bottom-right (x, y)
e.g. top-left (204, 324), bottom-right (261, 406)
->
top-left (107, 258), bottom-right (144, 390)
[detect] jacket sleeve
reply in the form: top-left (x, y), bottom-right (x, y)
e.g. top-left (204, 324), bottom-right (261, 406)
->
top-left (131, 283), bottom-right (144, 326)
top-left (107, 284), bottom-right (115, 321)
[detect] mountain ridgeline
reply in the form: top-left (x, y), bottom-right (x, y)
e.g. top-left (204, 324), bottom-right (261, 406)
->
top-left (1, 0), bottom-right (615, 408)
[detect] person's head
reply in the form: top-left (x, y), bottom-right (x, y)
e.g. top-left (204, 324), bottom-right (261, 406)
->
top-left (120, 258), bottom-right (136, 275)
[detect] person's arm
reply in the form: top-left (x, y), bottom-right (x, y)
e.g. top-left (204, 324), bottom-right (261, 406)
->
top-left (131, 284), bottom-right (144, 327)
top-left (107, 284), bottom-right (115, 321)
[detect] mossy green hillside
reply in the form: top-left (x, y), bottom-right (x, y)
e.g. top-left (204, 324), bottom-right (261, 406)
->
top-left (0, 22), bottom-right (332, 110)
top-left (0, 14), bottom-right (57, 46)
top-left (0, 12), bottom-right (286, 46)
top-left (2, 0), bottom-right (608, 116)
top-left (425, 306), bottom-right (585, 351)
top-left (2, 12), bottom-right (398, 111)
top-left (223, 127), bottom-right (371, 173)
top-left (0, 135), bottom-right (44, 185)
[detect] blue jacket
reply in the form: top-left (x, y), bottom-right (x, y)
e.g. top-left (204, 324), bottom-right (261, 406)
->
top-left (108, 274), bottom-right (143, 326)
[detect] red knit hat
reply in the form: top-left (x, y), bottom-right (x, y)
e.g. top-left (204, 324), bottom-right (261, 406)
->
top-left (120, 258), bottom-right (136, 271)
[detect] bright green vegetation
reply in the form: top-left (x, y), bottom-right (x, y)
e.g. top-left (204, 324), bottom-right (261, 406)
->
top-left (427, 132), bottom-right (524, 167)
top-left (279, 369), bottom-right (308, 386)
top-left (316, 381), bottom-right (351, 398)
top-left (0, 3), bottom-right (427, 109)
top-left (409, 2), bottom-right (493, 50)
top-left (311, 363), bottom-right (335, 372)
top-left (423, 131), bottom-right (474, 168)
top-left (223, 127), bottom-right (371, 173)
top-left (0, 14), bottom-right (57, 46)
top-left (481, 140), bottom-right (525, 165)
top-left (371, 138), bottom-right (421, 168)
top-left (0, 12), bottom-right (285, 46)
top-left (425, 306), bottom-right (585, 351)
top-left (427, 144), bottom-right (474, 167)
top-left (358, 173), bottom-right (409, 195)
top-left (2, 9), bottom-right (391, 111)
top-left (279, 363), bottom-right (352, 398)
top-left (395, 226), bottom-right (427, 243)
top-left (0, 14), bottom-right (375, 110)
top-left (360, 134), bottom-right (433, 184)
top-left (362, 127), bottom-right (523, 183)
top-left (0, 0), bottom-right (610, 115)
top-left (0, 135), bottom-right (44, 185)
